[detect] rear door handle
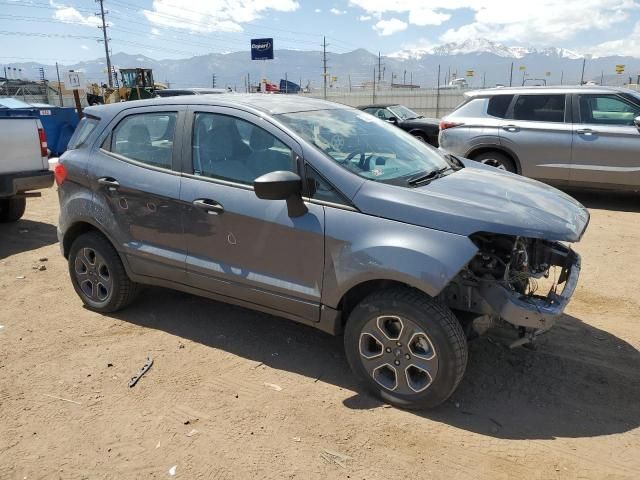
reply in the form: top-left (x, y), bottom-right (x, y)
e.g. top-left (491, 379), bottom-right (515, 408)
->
top-left (577, 129), bottom-right (596, 136)
top-left (98, 177), bottom-right (120, 190)
top-left (502, 125), bottom-right (519, 132)
top-left (192, 198), bottom-right (224, 215)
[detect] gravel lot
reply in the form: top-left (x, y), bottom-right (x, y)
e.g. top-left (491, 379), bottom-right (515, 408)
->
top-left (1, 187), bottom-right (639, 479)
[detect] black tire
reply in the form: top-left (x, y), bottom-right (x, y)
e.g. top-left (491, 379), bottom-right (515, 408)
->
top-left (68, 231), bottom-right (139, 312)
top-left (344, 287), bottom-right (468, 409)
top-left (411, 132), bottom-right (427, 143)
top-left (473, 151), bottom-right (516, 173)
top-left (0, 197), bottom-right (26, 222)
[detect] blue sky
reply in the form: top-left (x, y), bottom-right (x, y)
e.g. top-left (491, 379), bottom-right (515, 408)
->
top-left (1, 0), bottom-right (640, 65)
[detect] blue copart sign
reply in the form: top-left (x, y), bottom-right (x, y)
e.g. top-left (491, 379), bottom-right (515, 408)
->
top-left (251, 38), bottom-right (274, 60)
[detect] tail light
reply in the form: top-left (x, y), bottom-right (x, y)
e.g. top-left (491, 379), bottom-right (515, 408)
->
top-left (439, 120), bottom-right (463, 131)
top-left (54, 163), bottom-right (67, 185)
top-left (38, 128), bottom-right (48, 158)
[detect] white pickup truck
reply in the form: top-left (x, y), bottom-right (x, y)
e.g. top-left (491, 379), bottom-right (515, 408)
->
top-left (0, 115), bottom-right (54, 222)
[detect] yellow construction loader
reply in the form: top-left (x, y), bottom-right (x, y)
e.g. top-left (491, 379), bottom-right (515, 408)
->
top-left (87, 68), bottom-right (165, 104)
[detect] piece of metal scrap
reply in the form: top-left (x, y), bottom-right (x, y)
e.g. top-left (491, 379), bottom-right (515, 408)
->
top-left (128, 357), bottom-right (153, 388)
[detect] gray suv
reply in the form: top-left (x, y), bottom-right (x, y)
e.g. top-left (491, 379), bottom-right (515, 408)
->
top-left (56, 95), bottom-right (588, 409)
top-left (439, 86), bottom-right (640, 191)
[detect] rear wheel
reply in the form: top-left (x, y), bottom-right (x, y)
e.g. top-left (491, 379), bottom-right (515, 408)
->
top-left (68, 231), bottom-right (139, 312)
top-left (0, 197), bottom-right (26, 222)
top-left (411, 132), bottom-right (427, 143)
top-left (473, 151), bottom-right (516, 173)
top-left (344, 288), bottom-right (468, 409)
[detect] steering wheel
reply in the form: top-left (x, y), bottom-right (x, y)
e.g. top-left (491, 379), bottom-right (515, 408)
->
top-left (342, 151), bottom-right (372, 171)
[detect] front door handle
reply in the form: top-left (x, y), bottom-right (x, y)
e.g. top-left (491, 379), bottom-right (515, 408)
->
top-left (577, 128), bottom-right (596, 136)
top-left (98, 177), bottom-right (120, 190)
top-left (502, 125), bottom-right (519, 132)
top-left (192, 198), bottom-right (224, 215)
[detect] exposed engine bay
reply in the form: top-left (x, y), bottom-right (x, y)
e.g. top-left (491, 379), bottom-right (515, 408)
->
top-left (442, 232), bottom-right (581, 345)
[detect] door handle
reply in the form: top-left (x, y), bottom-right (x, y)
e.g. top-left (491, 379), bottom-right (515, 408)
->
top-left (577, 129), bottom-right (596, 136)
top-left (192, 198), bottom-right (224, 215)
top-left (502, 125), bottom-right (519, 132)
top-left (98, 177), bottom-right (120, 190)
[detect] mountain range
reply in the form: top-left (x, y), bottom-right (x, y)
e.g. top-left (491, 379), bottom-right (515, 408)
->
top-left (4, 38), bottom-right (639, 91)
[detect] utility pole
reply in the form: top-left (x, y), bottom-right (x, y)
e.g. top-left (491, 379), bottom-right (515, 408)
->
top-left (378, 52), bottom-right (382, 81)
top-left (436, 64), bottom-right (441, 118)
top-left (248, 73), bottom-right (250, 92)
top-left (285, 72), bottom-right (288, 93)
top-left (580, 57), bottom-right (586, 85)
top-left (55, 61), bottom-right (63, 106)
top-left (560, 70), bottom-right (564, 85)
top-left (403, 69), bottom-right (406, 86)
top-left (509, 62), bottom-right (514, 87)
top-left (372, 68), bottom-right (376, 103)
top-left (482, 71), bottom-right (486, 88)
top-left (322, 36), bottom-right (329, 100)
top-left (212, 74), bottom-right (216, 88)
top-left (600, 71), bottom-right (604, 86)
top-left (96, 0), bottom-right (113, 88)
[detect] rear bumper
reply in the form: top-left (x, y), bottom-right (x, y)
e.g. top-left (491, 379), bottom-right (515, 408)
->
top-left (478, 247), bottom-right (581, 330)
top-left (0, 170), bottom-right (54, 198)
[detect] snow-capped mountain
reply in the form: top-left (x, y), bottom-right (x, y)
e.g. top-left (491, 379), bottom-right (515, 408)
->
top-left (391, 38), bottom-right (584, 60)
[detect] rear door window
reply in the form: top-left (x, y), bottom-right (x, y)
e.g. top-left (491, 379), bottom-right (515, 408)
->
top-left (487, 95), bottom-right (514, 118)
top-left (110, 112), bottom-right (177, 169)
top-left (513, 94), bottom-right (566, 122)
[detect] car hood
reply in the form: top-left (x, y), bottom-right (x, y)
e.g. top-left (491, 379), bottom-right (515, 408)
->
top-left (401, 117), bottom-right (439, 128)
top-left (353, 159), bottom-right (590, 242)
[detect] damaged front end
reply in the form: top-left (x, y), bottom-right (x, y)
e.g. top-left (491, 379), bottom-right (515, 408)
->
top-left (442, 233), bottom-right (581, 344)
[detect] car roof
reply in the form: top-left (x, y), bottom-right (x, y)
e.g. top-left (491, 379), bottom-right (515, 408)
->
top-left (84, 94), bottom-right (349, 119)
top-left (465, 85), bottom-right (635, 97)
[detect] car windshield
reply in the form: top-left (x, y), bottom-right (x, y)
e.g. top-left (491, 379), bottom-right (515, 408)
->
top-left (388, 105), bottom-right (420, 120)
top-left (277, 108), bottom-right (450, 185)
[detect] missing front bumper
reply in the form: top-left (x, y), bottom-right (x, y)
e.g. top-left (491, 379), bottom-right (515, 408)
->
top-left (477, 248), bottom-right (581, 330)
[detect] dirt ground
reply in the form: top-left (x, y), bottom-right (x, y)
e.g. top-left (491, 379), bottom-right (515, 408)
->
top-left (1, 187), bottom-right (639, 480)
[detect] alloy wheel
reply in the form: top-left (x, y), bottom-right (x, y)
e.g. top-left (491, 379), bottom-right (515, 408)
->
top-left (479, 158), bottom-right (507, 170)
top-left (74, 247), bottom-right (112, 303)
top-left (358, 315), bottom-right (438, 394)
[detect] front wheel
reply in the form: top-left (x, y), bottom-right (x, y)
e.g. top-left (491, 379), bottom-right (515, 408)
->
top-left (344, 288), bottom-right (468, 409)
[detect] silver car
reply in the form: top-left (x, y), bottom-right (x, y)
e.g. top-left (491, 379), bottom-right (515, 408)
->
top-left (439, 86), bottom-right (640, 191)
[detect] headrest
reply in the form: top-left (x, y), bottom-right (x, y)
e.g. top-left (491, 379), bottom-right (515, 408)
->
top-left (127, 124), bottom-right (151, 145)
top-left (249, 127), bottom-right (275, 151)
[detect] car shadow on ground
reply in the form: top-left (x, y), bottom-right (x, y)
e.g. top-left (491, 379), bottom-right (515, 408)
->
top-left (110, 287), bottom-right (640, 441)
top-left (564, 189), bottom-right (640, 213)
top-left (0, 219), bottom-right (58, 259)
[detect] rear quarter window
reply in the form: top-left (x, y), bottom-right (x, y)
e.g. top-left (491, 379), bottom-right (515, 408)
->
top-left (487, 95), bottom-right (514, 118)
top-left (448, 98), bottom-right (488, 118)
top-left (67, 117), bottom-right (99, 150)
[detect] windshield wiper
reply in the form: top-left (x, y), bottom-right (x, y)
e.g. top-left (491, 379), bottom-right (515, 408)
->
top-left (407, 166), bottom-right (451, 186)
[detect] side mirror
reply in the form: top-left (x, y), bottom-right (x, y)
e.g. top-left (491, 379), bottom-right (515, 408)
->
top-left (254, 171), bottom-right (307, 217)
top-left (634, 116), bottom-right (640, 131)
top-left (387, 116), bottom-right (398, 125)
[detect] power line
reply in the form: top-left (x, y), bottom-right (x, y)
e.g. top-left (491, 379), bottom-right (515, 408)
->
top-left (0, 30), bottom-right (99, 39)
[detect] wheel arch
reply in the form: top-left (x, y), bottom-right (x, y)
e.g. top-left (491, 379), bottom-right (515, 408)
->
top-left (336, 279), bottom-right (414, 330)
top-left (62, 219), bottom-right (120, 260)
top-left (466, 145), bottom-right (522, 174)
